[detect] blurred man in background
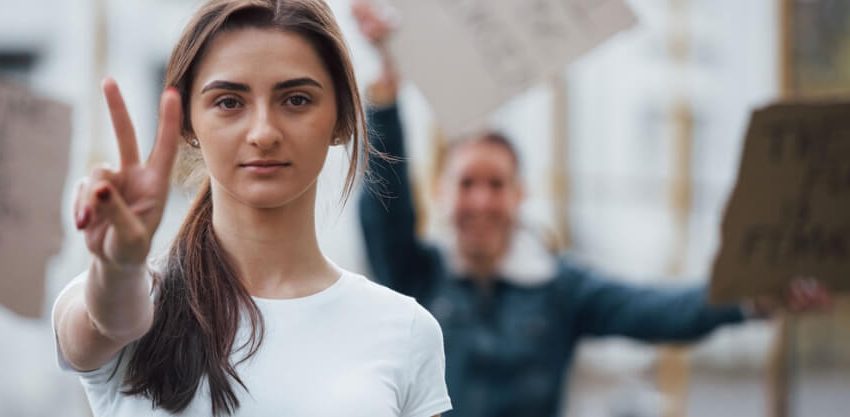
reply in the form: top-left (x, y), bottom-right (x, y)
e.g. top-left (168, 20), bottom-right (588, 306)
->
top-left (353, 2), bottom-right (832, 416)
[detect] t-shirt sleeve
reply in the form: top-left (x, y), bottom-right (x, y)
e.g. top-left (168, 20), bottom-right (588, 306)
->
top-left (52, 272), bottom-right (86, 371)
top-left (50, 271), bottom-right (128, 385)
top-left (400, 303), bottom-right (452, 417)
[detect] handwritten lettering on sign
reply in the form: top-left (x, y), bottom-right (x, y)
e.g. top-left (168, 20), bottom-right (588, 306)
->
top-left (0, 81), bottom-right (71, 318)
top-left (387, 0), bottom-right (635, 135)
top-left (434, 0), bottom-right (534, 88)
top-left (710, 101), bottom-right (850, 303)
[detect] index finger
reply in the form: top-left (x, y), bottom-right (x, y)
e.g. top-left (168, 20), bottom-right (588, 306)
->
top-left (102, 78), bottom-right (141, 168)
top-left (146, 87), bottom-right (183, 179)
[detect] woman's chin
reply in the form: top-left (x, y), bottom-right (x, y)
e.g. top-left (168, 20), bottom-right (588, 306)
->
top-left (213, 177), bottom-right (316, 211)
top-left (242, 196), bottom-right (298, 210)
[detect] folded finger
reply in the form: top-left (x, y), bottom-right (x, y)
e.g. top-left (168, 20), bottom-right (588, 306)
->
top-left (91, 180), bottom-right (145, 232)
top-left (73, 178), bottom-right (92, 230)
top-left (90, 163), bottom-right (120, 184)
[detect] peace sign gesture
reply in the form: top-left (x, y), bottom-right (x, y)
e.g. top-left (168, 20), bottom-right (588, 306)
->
top-left (74, 78), bottom-right (182, 268)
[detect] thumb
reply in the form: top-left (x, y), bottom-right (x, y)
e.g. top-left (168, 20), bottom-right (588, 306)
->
top-left (92, 182), bottom-right (150, 264)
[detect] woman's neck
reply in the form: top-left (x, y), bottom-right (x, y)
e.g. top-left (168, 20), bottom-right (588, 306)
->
top-left (210, 182), bottom-right (339, 299)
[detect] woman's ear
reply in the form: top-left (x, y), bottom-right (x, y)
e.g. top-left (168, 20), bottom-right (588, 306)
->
top-left (331, 124), bottom-right (351, 146)
top-left (182, 124), bottom-right (198, 147)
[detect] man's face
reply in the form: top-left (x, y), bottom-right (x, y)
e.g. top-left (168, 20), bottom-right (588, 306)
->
top-left (440, 140), bottom-right (523, 265)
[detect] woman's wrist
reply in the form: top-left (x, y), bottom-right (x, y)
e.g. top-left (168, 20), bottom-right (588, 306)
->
top-left (91, 257), bottom-right (148, 285)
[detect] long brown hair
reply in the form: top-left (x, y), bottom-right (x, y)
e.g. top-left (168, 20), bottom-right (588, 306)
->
top-left (122, 1), bottom-right (367, 415)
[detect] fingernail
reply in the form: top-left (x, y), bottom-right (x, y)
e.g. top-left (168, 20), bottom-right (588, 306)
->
top-left (76, 208), bottom-right (91, 229)
top-left (96, 187), bottom-right (111, 203)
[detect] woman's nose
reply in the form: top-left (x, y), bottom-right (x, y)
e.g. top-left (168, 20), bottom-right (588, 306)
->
top-left (246, 106), bottom-right (282, 149)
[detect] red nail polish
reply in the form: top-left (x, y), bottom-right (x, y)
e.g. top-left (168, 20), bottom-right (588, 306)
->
top-left (96, 187), bottom-right (111, 202)
top-left (76, 208), bottom-right (91, 229)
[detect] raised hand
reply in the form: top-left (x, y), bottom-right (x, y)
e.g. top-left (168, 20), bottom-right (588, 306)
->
top-left (352, 0), bottom-right (399, 105)
top-left (351, 0), bottom-right (395, 46)
top-left (74, 78), bottom-right (182, 269)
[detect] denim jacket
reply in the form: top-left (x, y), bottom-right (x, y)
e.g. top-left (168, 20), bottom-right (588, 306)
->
top-left (358, 104), bottom-right (744, 417)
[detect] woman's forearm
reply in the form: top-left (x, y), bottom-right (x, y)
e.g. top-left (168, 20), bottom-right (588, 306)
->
top-left (84, 258), bottom-right (154, 343)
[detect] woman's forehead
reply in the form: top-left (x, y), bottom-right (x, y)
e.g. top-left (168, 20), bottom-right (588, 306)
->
top-left (192, 28), bottom-right (331, 91)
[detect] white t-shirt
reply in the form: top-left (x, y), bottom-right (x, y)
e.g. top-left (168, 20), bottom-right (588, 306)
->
top-left (53, 270), bottom-right (452, 417)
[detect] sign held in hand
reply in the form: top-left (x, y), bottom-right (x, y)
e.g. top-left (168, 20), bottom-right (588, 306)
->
top-left (710, 100), bottom-right (850, 303)
top-left (386, 0), bottom-right (635, 136)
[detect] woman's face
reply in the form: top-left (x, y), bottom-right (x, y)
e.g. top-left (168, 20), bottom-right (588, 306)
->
top-left (189, 27), bottom-right (338, 209)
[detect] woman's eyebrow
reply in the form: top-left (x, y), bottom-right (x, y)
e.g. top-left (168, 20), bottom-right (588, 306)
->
top-left (200, 78), bottom-right (322, 94)
top-left (201, 80), bottom-right (249, 94)
top-left (273, 77), bottom-right (323, 91)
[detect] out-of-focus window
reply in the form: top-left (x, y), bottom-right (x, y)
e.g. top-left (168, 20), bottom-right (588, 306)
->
top-left (0, 51), bottom-right (37, 84)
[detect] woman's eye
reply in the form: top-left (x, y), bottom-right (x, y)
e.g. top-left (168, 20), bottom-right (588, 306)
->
top-left (215, 98), bottom-right (241, 110)
top-left (286, 95), bottom-right (311, 107)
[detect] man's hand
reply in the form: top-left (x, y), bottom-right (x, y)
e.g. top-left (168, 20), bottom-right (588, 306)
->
top-left (747, 277), bottom-right (834, 317)
top-left (352, 0), bottom-right (399, 106)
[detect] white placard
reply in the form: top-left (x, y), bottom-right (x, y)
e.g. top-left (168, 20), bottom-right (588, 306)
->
top-left (387, 0), bottom-right (636, 135)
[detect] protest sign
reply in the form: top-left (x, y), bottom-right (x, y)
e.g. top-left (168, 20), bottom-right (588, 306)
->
top-left (0, 81), bottom-right (71, 318)
top-left (710, 101), bottom-right (850, 303)
top-left (387, 0), bottom-right (635, 135)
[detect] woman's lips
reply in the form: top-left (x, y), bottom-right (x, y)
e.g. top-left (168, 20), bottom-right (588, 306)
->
top-left (240, 160), bottom-right (292, 174)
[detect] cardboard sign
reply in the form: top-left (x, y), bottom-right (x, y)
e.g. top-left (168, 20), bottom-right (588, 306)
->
top-left (387, 0), bottom-right (635, 136)
top-left (0, 81), bottom-right (71, 318)
top-left (710, 101), bottom-right (850, 303)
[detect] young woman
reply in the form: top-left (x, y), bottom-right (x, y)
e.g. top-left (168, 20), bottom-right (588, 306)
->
top-left (52, 1), bottom-right (451, 416)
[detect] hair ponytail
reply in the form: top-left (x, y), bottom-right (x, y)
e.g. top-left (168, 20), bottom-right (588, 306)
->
top-left (123, 180), bottom-right (264, 415)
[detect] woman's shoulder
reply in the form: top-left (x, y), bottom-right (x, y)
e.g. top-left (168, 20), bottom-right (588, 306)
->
top-left (343, 271), bottom-right (417, 305)
top-left (341, 271), bottom-right (442, 342)
top-left (341, 271), bottom-right (436, 320)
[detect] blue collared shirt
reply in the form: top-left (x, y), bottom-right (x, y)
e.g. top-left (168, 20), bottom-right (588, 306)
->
top-left (359, 104), bottom-right (745, 417)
